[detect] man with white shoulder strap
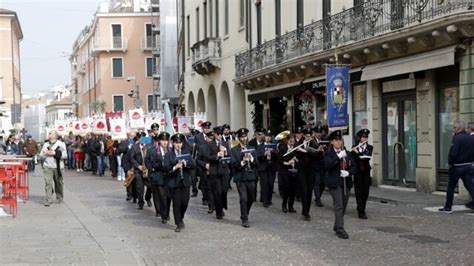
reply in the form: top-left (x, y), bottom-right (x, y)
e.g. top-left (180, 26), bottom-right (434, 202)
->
top-left (39, 130), bottom-right (67, 206)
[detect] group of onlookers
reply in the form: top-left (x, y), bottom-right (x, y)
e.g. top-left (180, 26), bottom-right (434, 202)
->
top-left (0, 134), bottom-right (38, 172)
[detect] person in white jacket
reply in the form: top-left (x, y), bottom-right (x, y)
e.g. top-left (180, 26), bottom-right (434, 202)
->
top-left (39, 130), bottom-right (67, 206)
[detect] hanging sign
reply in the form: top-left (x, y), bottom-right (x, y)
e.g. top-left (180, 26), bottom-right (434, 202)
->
top-left (326, 65), bottom-right (350, 131)
top-left (128, 108), bottom-right (145, 129)
top-left (109, 117), bottom-right (127, 140)
top-left (177, 116), bottom-right (191, 134)
top-left (193, 112), bottom-right (207, 129)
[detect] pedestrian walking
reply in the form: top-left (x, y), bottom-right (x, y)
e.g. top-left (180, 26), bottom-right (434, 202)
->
top-left (39, 130), bottom-right (67, 206)
top-left (439, 121), bottom-right (474, 213)
top-left (23, 135), bottom-right (39, 173)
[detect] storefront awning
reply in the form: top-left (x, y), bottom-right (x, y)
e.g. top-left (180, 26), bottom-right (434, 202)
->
top-left (360, 45), bottom-right (456, 81)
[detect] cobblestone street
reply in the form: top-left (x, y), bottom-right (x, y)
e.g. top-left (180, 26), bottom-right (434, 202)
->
top-left (1, 169), bottom-right (473, 265)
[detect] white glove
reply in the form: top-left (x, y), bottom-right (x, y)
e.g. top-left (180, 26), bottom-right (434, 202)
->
top-left (340, 170), bottom-right (349, 178)
top-left (337, 150), bottom-right (347, 159)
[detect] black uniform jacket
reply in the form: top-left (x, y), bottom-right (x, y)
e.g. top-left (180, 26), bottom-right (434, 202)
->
top-left (118, 139), bottom-right (132, 172)
top-left (256, 142), bottom-right (278, 174)
top-left (295, 139), bottom-right (319, 171)
top-left (230, 144), bottom-right (259, 182)
top-left (323, 147), bottom-right (357, 189)
top-left (163, 148), bottom-right (196, 188)
top-left (351, 143), bottom-right (373, 173)
top-left (203, 140), bottom-right (231, 176)
top-left (277, 144), bottom-right (296, 176)
top-left (145, 144), bottom-right (170, 186)
top-left (130, 143), bottom-right (145, 172)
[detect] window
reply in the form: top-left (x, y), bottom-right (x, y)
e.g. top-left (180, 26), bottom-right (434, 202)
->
top-left (275, 0), bottom-right (281, 36)
top-left (297, 0), bottom-right (304, 28)
top-left (239, 0), bottom-right (245, 28)
top-left (224, 0), bottom-right (229, 35)
top-left (111, 24), bottom-right (122, 49)
top-left (438, 86), bottom-right (459, 169)
top-left (112, 58), bottom-right (123, 78)
top-left (215, 0), bottom-right (219, 37)
top-left (187, 15), bottom-right (190, 56)
top-left (204, 1), bottom-right (208, 38)
top-left (256, 2), bottom-right (262, 45)
top-left (113, 95), bottom-right (124, 112)
top-left (352, 83), bottom-right (367, 135)
top-left (145, 23), bottom-right (155, 48)
top-left (196, 8), bottom-right (200, 42)
top-left (146, 57), bottom-right (156, 77)
top-left (147, 95), bottom-right (155, 112)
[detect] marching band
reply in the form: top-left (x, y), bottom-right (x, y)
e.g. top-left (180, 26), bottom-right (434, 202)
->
top-left (119, 121), bottom-right (373, 239)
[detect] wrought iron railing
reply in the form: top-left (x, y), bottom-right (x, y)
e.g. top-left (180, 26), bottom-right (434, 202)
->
top-left (235, 0), bottom-right (474, 79)
top-left (191, 37), bottom-right (222, 66)
top-left (142, 36), bottom-right (159, 50)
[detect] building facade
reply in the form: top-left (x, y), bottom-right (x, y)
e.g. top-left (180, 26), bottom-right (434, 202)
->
top-left (70, 0), bottom-right (160, 118)
top-left (45, 97), bottom-right (73, 131)
top-left (181, 0), bottom-right (474, 194)
top-left (0, 8), bottom-right (23, 133)
top-left (23, 96), bottom-right (47, 141)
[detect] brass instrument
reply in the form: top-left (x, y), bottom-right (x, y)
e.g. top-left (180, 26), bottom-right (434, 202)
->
top-left (275, 130), bottom-right (291, 141)
top-left (124, 169), bottom-right (135, 187)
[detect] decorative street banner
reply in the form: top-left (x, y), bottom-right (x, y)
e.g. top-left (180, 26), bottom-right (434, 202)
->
top-left (109, 117), bottom-right (127, 140)
top-left (326, 65), bottom-right (349, 130)
top-left (80, 119), bottom-right (89, 133)
top-left (86, 116), bottom-right (95, 131)
top-left (55, 120), bottom-right (66, 135)
top-left (94, 116), bottom-right (108, 134)
top-left (73, 120), bottom-right (81, 135)
top-left (177, 116), bottom-right (191, 133)
top-left (129, 108), bottom-right (145, 129)
top-left (105, 111), bottom-right (122, 131)
top-left (145, 112), bottom-right (161, 131)
top-left (194, 112), bottom-right (206, 129)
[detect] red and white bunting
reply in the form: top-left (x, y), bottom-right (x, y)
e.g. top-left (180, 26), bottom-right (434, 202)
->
top-left (128, 108), bottom-right (145, 129)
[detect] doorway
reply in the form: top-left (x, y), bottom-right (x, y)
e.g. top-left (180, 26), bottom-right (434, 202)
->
top-left (382, 92), bottom-right (417, 186)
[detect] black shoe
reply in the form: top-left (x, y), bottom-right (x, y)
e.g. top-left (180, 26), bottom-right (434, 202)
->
top-left (175, 226), bottom-right (181, 232)
top-left (132, 199), bottom-right (137, 204)
top-left (465, 202), bottom-right (474, 210)
top-left (155, 212), bottom-right (160, 217)
top-left (162, 218), bottom-right (168, 224)
top-left (438, 207), bottom-right (453, 214)
top-left (126, 196), bottom-right (132, 201)
top-left (138, 205), bottom-right (144, 210)
top-left (315, 201), bottom-right (323, 207)
top-left (263, 204), bottom-right (269, 208)
top-left (282, 206), bottom-right (288, 213)
top-left (202, 199), bottom-right (208, 206)
top-left (336, 230), bottom-right (349, 239)
top-left (207, 207), bottom-right (214, 214)
top-left (302, 214), bottom-right (311, 221)
top-left (216, 214), bottom-right (223, 219)
top-left (242, 220), bottom-right (250, 228)
top-left (289, 207), bottom-right (297, 213)
top-left (179, 222), bottom-right (185, 229)
top-left (358, 213), bottom-right (368, 219)
top-left (147, 200), bottom-right (152, 207)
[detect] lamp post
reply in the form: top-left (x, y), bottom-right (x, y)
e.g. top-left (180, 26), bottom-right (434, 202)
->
top-left (127, 76), bottom-right (142, 108)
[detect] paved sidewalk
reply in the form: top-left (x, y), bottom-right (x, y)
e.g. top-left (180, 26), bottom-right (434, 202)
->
top-left (0, 170), bottom-right (142, 265)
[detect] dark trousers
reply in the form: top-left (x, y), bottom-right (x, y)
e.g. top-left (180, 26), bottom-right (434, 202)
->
top-left (109, 155), bottom-right (118, 176)
top-left (209, 174), bottom-right (229, 215)
top-left (279, 172), bottom-right (296, 209)
top-left (259, 168), bottom-right (276, 205)
top-left (135, 172), bottom-right (152, 207)
top-left (313, 170), bottom-right (325, 203)
top-left (170, 186), bottom-right (190, 226)
top-left (445, 165), bottom-right (474, 208)
top-left (127, 178), bottom-right (137, 199)
top-left (190, 168), bottom-right (198, 194)
top-left (328, 186), bottom-right (351, 232)
top-left (298, 170), bottom-right (315, 216)
top-left (236, 181), bottom-right (256, 221)
top-left (152, 184), bottom-right (171, 219)
top-left (67, 149), bottom-right (75, 169)
top-left (354, 171), bottom-right (371, 215)
top-left (90, 153), bottom-right (98, 173)
top-left (198, 170), bottom-right (214, 208)
top-left (28, 157), bottom-right (36, 173)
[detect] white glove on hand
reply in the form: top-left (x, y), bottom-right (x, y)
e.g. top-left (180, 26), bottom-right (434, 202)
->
top-left (337, 150), bottom-right (347, 159)
top-left (340, 170), bottom-right (349, 178)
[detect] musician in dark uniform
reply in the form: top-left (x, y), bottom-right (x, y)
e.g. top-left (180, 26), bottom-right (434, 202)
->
top-left (293, 126), bottom-right (304, 202)
top-left (145, 132), bottom-right (172, 223)
top-left (222, 124), bottom-right (234, 190)
top-left (188, 126), bottom-right (199, 197)
top-left (195, 121), bottom-right (213, 206)
top-left (312, 125), bottom-right (327, 207)
top-left (163, 133), bottom-right (195, 232)
top-left (203, 126), bottom-right (231, 219)
top-left (257, 130), bottom-right (278, 207)
top-left (295, 128), bottom-right (318, 221)
top-left (130, 132), bottom-right (152, 210)
top-left (278, 134), bottom-right (297, 213)
top-left (324, 130), bottom-right (357, 239)
top-left (118, 132), bottom-right (137, 202)
top-left (149, 123), bottom-right (160, 138)
top-left (231, 128), bottom-right (259, 228)
top-left (197, 129), bottom-right (216, 213)
top-left (351, 129), bottom-right (373, 219)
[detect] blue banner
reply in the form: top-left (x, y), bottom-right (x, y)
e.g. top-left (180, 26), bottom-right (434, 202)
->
top-left (326, 66), bottom-right (350, 129)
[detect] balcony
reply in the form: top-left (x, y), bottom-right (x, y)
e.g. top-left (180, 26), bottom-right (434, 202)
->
top-left (93, 37), bottom-right (128, 53)
top-left (142, 36), bottom-right (159, 51)
top-left (235, 0), bottom-right (474, 82)
top-left (191, 37), bottom-right (221, 75)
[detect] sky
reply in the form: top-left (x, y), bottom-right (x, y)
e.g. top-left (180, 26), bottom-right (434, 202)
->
top-left (0, 0), bottom-right (99, 96)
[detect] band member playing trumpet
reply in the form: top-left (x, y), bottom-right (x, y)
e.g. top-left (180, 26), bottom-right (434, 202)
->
top-left (257, 130), bottom-right (278, 208)
top-left (231, 128), bottom-right (259, 228)
top-left (351, 129), bottom-right (373, 219)
top-left (164, 133), bottom-right (195, 232)
top-left (205, 126), bottom-right (231, 219)
top-left (324, 130), bottom-right (357, 239)
top-left (278, 134), bottom-right (298, 213)
top-left (145, 132), bottom-right (172, 223)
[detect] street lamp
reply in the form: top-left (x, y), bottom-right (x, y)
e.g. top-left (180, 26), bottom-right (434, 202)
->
top-left (127, 76), bottom-right (142, 108)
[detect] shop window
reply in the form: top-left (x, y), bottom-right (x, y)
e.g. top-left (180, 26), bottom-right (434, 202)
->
top-left (438, 86), bottom-right (459, 169)
top-left (353, 83), bottom-right (367, 135)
